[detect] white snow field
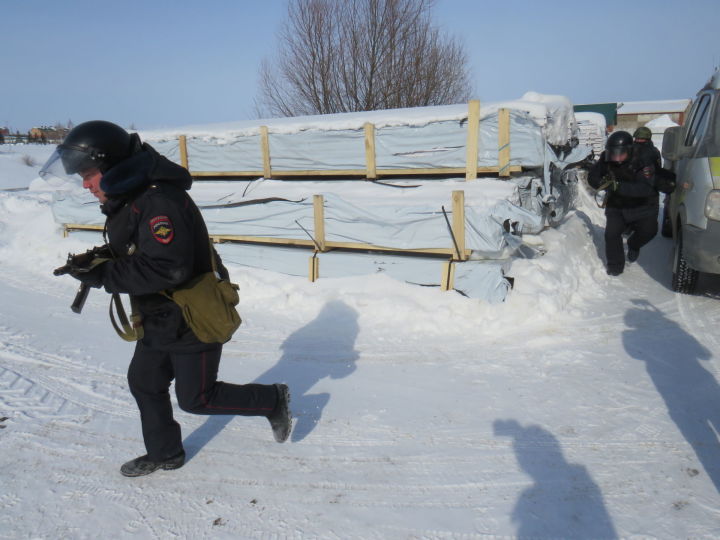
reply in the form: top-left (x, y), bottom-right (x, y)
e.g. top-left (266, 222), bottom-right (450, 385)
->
top-left (1, 143), bottom-right (720, 539)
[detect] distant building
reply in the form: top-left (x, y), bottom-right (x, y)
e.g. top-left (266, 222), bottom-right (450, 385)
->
top-left (574, 103), bottom-right (617, 129)
top-left (615, 99), bottom-right (691, 133)
top-left (575, 99), bottom-right (691, 135)
top-left (29, 125), bottom-right (69, 143)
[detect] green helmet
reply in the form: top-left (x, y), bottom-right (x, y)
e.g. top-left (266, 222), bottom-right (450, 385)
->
top-left (633, 126), bottom-right (652, 140)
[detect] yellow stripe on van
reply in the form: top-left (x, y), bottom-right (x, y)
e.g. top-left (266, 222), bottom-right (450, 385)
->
top-left (711, 157), bottom-right (720, 177)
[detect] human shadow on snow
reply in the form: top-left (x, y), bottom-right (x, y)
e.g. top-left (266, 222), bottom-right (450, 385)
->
top-left (253, 300), bottom-right (359, 442)
top-left (494, 419), bottom-right (617, 539)
top-left (183, 300), bottom-right (359, 458)
top-left (623, 298), bottom-right (720, 492)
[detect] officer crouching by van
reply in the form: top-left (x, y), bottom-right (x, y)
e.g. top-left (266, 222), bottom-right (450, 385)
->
top-left (589, 131), bottom-right (661, 276)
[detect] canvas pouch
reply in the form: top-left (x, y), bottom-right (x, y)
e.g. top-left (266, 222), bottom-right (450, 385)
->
top-left (164, 270), bottom-right (241, 344)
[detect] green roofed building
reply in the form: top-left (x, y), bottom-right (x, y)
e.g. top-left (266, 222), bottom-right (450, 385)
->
top-left (573, 103), bottom-right (617, 128)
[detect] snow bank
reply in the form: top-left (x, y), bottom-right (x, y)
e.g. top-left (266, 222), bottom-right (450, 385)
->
top-left (0, 144), bottom-right (54, 190)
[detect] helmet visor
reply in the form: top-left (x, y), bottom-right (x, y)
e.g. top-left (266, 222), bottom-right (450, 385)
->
top-left (39, 150), bottom-right (78, 185)
top-left (39, 148), bottom-right (100, 185)
top-left (607, 146), bottom-right (630, 162)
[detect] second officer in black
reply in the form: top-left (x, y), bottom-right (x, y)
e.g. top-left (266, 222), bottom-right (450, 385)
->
top-left (588, 130), bottom-right (660, 276)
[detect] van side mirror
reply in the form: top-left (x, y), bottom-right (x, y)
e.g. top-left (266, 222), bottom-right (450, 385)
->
top-left (662, 126), bottom-right (681, 162)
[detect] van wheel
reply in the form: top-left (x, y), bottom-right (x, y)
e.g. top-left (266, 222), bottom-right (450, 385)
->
top-left (672, 229), bottom-right (698, 294)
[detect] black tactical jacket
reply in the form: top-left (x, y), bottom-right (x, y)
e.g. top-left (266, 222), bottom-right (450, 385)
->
top-left (98, 144), bottom-right (227, 347)
top-left (588, 146), bottom-right (659, 210)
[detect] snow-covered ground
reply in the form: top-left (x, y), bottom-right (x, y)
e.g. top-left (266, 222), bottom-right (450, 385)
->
top-left (1, 143), bottom-right (720, 538)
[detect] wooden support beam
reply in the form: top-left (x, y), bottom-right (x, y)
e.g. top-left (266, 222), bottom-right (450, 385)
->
top-left (451, 190), bottom-right (466, 261)
top-left (364, 122), bottom-right (377, 179)
top-left (178, 135), bottom-right (189, 170)
top-left (313, 194), bottom-right (326, 251)
top-left (260, 126), bottom-right (272, 179)
top-left (63, 223), bottom-right (103, 232)
top-left (62, 223), bottom-right (470, 257)
top-left (440, 260), bottom-right (456, 291)
top-left (465, 100), bottom-right (481, 181)
top-left (188, 165), bottom-right (522, 179)
top-left (309, 253), bottom-right (320, 282)
top-left (498, 108), bottom-right (511, 177)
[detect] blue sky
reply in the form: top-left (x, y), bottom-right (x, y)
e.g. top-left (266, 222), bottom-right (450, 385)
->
top-left (1, 0), bottom-right (718, 132)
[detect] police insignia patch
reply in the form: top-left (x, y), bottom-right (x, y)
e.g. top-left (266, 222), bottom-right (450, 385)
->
top-left (149, 215), bottom-right (174, 244)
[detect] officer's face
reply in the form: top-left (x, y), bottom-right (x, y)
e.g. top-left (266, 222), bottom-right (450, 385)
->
top-left (80, 168), bottom-right (107, 203)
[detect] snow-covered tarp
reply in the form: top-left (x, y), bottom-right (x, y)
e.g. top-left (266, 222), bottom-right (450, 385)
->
top-left (45, 93), bottom-right (591, 303)
top-left (143, 93), bottom-right (578, 174)
top-left (49, 178), bottom-right (543, 302)
top-left (143, 92), bottom-right (577, 147)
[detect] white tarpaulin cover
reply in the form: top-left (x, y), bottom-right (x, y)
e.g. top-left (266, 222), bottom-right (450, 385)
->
top-left (48, 93), bottom-right (590, 303)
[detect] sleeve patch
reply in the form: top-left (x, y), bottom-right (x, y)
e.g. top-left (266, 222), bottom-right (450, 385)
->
top-left (149, 215), bottom-right (174, 244)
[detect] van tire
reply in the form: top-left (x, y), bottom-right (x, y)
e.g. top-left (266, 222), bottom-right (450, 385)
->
top-left (672, 229), bottom-right (698, 294)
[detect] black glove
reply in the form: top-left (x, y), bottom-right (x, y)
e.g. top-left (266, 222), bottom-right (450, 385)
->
top-left (69, 264), bottom-right (105, 289)
top-left (601, 175), bottom-right (619, 192)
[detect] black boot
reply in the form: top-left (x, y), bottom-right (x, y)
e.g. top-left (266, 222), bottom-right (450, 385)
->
top-left (120, 451), bottom-right (185, 477)
top-left (627, 248), bottom-right (639, 262)
top-left (267, 384), bottom-right (292, 443)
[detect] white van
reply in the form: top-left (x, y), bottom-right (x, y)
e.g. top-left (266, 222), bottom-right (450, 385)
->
top-left (662, 70), bottom-right (720, 293)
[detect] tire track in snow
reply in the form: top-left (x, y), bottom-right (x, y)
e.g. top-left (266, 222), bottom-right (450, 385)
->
top-left (0, 338), bottom-right (136, 420)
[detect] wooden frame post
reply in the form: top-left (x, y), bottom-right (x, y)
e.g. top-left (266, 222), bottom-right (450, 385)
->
top-left (313, 195), bottom-right (326, 252)
top-left (260, 126), bottom-right (272, 179)
top-left (498, 108), bottom-right (511, 177)
top-left (465, 100), bottom-right (480, 181)
top-left (178, 135), bottom-right (189, 170)
top-left (451, 190), bottom-right (466, 261)
top-left (309, 253), bottom-right (320, 282)
top-left (440, 261), bottom-right (456, 291)
top-left (364, 122), bottom-right (377, 179)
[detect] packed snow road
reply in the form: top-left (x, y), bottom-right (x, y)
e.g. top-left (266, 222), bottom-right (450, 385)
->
top-left (1, 185), bottom-right (720, 539)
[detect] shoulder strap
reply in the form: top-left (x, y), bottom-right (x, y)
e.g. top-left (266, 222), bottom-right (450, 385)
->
top-left (109, 293), bottom-right (144, 341)
top-left (208, 238), bottom-right (219, 275)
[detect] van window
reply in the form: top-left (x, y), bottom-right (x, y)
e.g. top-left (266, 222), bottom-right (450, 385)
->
top-left (684, 94), bottom-right (712, 147)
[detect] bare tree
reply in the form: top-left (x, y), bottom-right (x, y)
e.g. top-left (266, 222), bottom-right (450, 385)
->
top-left (257, 0), bottom-right (472, 117)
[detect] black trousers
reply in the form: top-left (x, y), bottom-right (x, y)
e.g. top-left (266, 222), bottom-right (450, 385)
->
top-left (604, 206), bottom-right (658, 272)
top-left (127, 340), bottom-right (278, 461)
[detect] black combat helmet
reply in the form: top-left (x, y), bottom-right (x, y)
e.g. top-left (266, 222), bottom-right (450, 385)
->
top-left (58, 120), bottom-right (133, 174)
top-left (605, 130), bottom-right (633, 162)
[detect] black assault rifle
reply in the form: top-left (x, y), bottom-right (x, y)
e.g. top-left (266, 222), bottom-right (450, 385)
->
top-left (53, 245), bottom-right (112, 314)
